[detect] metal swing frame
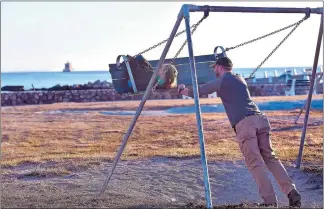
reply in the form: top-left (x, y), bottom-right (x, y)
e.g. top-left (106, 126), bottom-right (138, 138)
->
top-left (101, 4), bottom-right (323, 209)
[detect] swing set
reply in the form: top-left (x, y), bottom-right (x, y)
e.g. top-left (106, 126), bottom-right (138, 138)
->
top-left (110, 5), bottom-right (314, 94)
top-left (105, 4), bottom-right (323, 208)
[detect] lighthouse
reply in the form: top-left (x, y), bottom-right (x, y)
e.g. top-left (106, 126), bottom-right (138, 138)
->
top-left (63, 62), bottom-right (72, 72)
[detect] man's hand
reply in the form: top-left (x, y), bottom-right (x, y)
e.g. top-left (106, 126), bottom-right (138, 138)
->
top-left (177, 84), bottom-right (189, 96)
top-left (177, 84), bottom-right (185, 93)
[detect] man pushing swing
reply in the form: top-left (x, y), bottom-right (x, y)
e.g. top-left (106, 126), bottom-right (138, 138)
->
top-left (177, 56), bottom-right (302, 208)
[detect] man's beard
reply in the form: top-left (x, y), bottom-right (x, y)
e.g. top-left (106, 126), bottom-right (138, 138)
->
top-left (216, 71), bottom-right (220, 78)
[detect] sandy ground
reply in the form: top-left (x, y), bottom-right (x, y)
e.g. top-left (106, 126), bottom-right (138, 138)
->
top-left (1, 158), bottom-right (322, 208)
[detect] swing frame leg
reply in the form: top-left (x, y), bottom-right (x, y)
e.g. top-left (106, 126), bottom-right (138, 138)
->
top-left (99, 6), bottom-right (214, 209)
top-left (98, 10), bottom-right (183, 195)
top-left (295, 14), bottom-right (323, 169)
top-left (183, 5), bottom-right (213, 209)
top-left (294, 102), bottom-right (307, 124)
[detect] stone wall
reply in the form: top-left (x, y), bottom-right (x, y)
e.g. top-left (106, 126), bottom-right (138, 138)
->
top-left (248, 83), bottom-right (310, 96)
top-left (0, 83), bottom-right (313, 107)
top-left (1, 88), bottom-right (180, 106)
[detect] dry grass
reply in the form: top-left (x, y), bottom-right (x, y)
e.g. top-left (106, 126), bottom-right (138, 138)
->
top-left (2, 94), bottom-right (321, 112)
top-left (1, 95), bottom-right (323, 169)
top-left (1, 96), bottom-right (323, 209)
top-left (17, 167), bottom-right (71, 178)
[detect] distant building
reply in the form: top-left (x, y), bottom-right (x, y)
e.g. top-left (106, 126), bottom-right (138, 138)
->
top-left (63, 62), bottom-right (72, 72)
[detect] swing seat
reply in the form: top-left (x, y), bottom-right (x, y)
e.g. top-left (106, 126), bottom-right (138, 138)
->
top-left (109, 54), bottom-right (217, 94)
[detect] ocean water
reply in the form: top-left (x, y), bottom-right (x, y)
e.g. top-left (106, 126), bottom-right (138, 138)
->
top-left (1, 71), bottom-right (111, 90)
top-left (1, 66), bottom-right (321, 90)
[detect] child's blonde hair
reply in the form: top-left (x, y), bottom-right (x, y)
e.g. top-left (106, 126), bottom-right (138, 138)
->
top-left (160, 64), bottom-right (178, 88)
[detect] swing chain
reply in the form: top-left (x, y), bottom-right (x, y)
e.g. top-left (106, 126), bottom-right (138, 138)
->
top-left (150, 7), bottom-right (209, 92)
top-left (168, 21), bottom-right (201, 65)
top-left (134, 22), bottom-right (198, 57)
top-left (151, 16), bottom-right (207, 90)
top-left (170, 6), bottom-right (210, 65)
top-left (135, 7), bottom-right (209, 58)
top-left (225, 13), bottom-right (310, 53)
top-left (247, 13), bottom-right (309, 79)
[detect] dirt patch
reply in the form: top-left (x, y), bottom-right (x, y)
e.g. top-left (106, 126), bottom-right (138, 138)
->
top-left (2, 158), bottom-right (322, 208)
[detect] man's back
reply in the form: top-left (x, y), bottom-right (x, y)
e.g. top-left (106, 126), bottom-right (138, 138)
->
top-left (217, 72), bottom-right (262, 128)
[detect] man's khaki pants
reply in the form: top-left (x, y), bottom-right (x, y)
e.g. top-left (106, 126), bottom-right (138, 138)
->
top-left (235, 114), bottom-right (296, 204)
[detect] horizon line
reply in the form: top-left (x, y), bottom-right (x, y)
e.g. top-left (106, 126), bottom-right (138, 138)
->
top-left (1, 65), bottom-right (323, 73)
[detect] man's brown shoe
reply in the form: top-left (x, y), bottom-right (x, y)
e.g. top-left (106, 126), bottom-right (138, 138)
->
top-left (288, 189), bottom-right (301, 208)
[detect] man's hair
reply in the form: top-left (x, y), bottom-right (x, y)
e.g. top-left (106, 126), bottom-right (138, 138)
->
top-left (215, 57), bottom-right (233, 71)
top-left (222, 66), bottom-right (232, 71)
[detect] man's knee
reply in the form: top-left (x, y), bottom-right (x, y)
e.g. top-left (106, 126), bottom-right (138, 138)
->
top-left (238, 139), bottom-right (263, 170)
top-left (260, 147), bottom-right (280, 163)
top-left (245, 155), bottom-right (264, 171)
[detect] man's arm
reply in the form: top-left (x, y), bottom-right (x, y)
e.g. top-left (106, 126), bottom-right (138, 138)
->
top-left (178, 79), bottom-right (222, 97)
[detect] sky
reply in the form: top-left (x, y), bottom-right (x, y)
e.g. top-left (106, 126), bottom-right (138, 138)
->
top-left (1, 1), bottom-right (323, 72)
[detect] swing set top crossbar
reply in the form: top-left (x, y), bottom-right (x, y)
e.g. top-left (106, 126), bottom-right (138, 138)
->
top-left (180, 4), bottom-right (323, 16)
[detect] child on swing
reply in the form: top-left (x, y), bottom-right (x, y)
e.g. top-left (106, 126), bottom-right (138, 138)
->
top-left (155, 63), bottom-right (178, 89)
top-left (127, 55), bottom-right (178, 91)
